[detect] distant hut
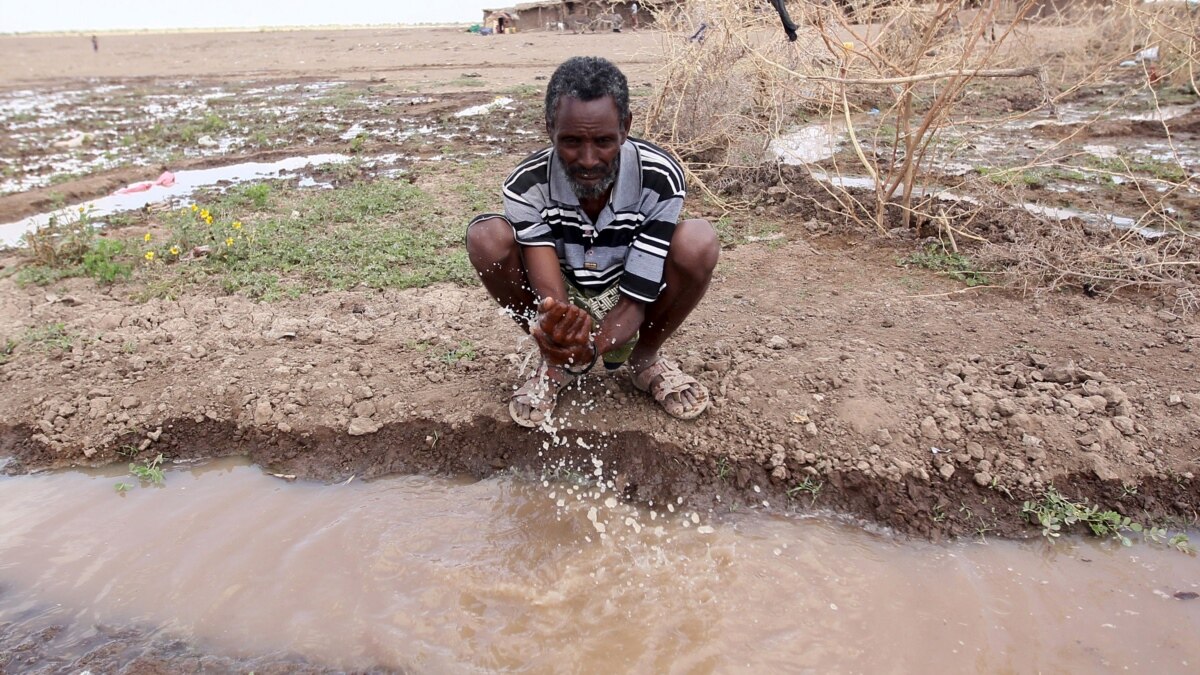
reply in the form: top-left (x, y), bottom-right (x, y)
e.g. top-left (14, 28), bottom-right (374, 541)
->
top-left (481, 1), bottom-right (673, 33)
top-left (484, 9), bottom-right (518, 33)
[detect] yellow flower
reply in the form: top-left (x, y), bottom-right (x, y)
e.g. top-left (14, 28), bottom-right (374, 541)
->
top-left (169, 245), bottom-right (180, 255)
top-left (78, 206), bottom-right (85, 214)
top-left (143, 232), bottom-right (152, 242)
top-left (842, 41), bottom-right (854, 51)
top-left (225, 237), bottom-right (234, 247)
top-left (205, 215), bottom-right (213, 225)
top-left (144, 251), bottom-right (155, 261)
top-left (191, 204), bottom-right (199, 212)
top-left (232, 220), bottom-right (242, 229)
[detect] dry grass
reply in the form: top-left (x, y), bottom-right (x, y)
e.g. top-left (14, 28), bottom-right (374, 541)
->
top-left (644, 0), bottom-right (1199, 310)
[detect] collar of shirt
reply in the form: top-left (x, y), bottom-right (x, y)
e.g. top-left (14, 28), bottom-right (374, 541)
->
top-left (547, 140), bottom-right (642, 217)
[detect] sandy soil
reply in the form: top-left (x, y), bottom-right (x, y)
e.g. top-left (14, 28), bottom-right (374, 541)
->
top-left (0, 27), bottom-right (1197, 541)
top-left (0, 27), bottom-right (666, 91)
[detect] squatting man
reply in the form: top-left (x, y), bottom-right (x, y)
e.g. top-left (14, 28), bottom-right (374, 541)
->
top-left (467, 56), bottom-right (719, 428)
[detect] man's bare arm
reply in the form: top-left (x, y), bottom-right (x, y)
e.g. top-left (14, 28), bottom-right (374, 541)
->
top-left (594, 296), bottom-right (644, 358)
top-left (520, 246), bottom-right (569, 305)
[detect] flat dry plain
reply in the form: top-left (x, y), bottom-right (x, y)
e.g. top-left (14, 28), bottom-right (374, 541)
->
top-left (0, 26), bottom-right (666, 89)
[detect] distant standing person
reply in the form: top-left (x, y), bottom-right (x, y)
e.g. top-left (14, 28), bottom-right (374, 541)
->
top-left (91, 35), bottom-right (98, 52)
top-left (630, 2), bottom-right (639, 29)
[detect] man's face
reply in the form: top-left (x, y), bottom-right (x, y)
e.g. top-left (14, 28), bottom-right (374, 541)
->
top-left (549, 95), bottom-right (629, 201)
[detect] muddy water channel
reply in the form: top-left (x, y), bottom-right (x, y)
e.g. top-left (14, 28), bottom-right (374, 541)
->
top-left (1, 459), bottom-right (1197, 673)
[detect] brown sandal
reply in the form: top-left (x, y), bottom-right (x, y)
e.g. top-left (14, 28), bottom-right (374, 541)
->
top-left (631, 357), bottom-right (710, 420)
top-left (509, 360), bottom-right (575, 428)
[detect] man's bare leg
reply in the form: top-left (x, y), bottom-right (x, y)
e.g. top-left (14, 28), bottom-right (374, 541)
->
top-left (628, 219), bottom-right (720, 413)
top-left (466, 216), bottom-right (576, 425)
top-left (628, 219), bottom-right (719, 364)
top-left (466, 216), bottom-right (538, 331)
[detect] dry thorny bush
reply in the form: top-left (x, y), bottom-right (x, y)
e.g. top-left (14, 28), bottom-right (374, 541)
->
top-left (643, 0), bottom-right (1199, 310)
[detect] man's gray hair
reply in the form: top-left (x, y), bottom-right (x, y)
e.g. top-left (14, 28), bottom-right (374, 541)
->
top-left (544, 56), bottom-right (630, 128)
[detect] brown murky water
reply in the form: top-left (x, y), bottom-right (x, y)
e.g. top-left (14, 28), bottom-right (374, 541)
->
top-left (0, 458), bottom-right (1196, 673)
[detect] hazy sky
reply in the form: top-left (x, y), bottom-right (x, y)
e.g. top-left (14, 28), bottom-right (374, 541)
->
top-left (0, 0), bottom-right (496, 32)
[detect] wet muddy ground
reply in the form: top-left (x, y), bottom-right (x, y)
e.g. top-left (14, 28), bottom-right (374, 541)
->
top-left (0, 81), bottom-right (544, 229)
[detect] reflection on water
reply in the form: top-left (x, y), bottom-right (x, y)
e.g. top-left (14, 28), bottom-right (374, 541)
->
top-left (0, 458), bottom-right (1196, 673)
top-left (0, 154), bottom-right (352, 247)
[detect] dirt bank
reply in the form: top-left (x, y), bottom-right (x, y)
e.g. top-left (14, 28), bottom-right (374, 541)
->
top-left (2, 229), bottom-right (1197, 540)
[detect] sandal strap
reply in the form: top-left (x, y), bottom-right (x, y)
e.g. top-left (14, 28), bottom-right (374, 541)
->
top-left (631, 357), bottom-right (710, 419)
top-left (511, 360), bottom-right (573, 405)
top-left (634, 358), bottom-right (696, 400)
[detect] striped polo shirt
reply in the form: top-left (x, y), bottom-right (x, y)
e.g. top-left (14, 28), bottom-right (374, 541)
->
top-left (502, 137), bottom-right (686, 304)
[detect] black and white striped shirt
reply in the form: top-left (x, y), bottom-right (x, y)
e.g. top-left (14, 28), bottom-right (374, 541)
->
top-left (502, 137), bottom-right (685, 304)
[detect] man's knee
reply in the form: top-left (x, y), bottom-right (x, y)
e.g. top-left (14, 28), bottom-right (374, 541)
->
top-left (669, 219), bottom-right (719, 280)
top-left (466, 216), bottom-right (516, 268)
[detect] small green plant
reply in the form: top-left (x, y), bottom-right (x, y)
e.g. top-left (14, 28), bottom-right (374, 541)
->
top-left (81, 238), bottom-right (133, 284)
top-left (200, 112), bottom-right (227, 134)
top-left (786, 477), bottom-right (823, 507)
top-left (0, 338), bottom-right (16, 364)
top-left (114, 482), bottom-right (132, 493)
top-left (21, 208), bottom-right (96, 268)
top-left (503, 83), bottom-right (540, 97)
top-left (543, 463), bottom-right (588, 485)
top-left (713, 215), bottom-right (738, 248)
top-left (1080, 153), bottom-right (1187, 183)
top-left (1022, 487), bottom-right (1194, 553)
top-left (716, 457), bottom-right (731, 482)
top-left (348, 133), bottom-right (366, 154)
top-left (17, 207), bottom-right (138, 286)
top-left (129, 453), bottom-right (166, 485)
top-left (441, 340), bottom-right (477, 364)
top-left (932, 504), bottom-right (947, 523)
top-left (1146, 528), bottom-right (1196, 554)
top-left (23, 323), bottom-right (73, 351)
top-left (899, 246), bottom-right (991, 287)
top-left (229, 182), bottom-right (272, 210)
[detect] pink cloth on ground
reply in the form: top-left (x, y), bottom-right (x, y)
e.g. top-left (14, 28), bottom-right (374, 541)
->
top-left (115, 170), bottom-right (175, 194)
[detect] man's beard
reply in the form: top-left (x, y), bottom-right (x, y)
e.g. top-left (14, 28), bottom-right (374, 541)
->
top-left (563, 153), bottom-right (620, 201)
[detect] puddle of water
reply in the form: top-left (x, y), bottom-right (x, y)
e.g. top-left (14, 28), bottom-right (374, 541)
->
top-left (0, 458), bottom-right (1196, 672)
top-left (454, 96), bottom-right (514, 118)
top-left (1129, 103), bottom-right (1200, 122)
top-left (810, 170), bottom-right (879, 191)
top-left (0, 154), bottom-right (353, 247)
top-left (339, 122), bottom-right (366, 140)
top-left (1018, 202), bottom-right (1177, 236)
top-left (1083, 143), bottom-right (1122, 159)
top-left (808, 171), bottom-right (1195, 237)
top-left (770, 122), bottom-right (846, 165)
